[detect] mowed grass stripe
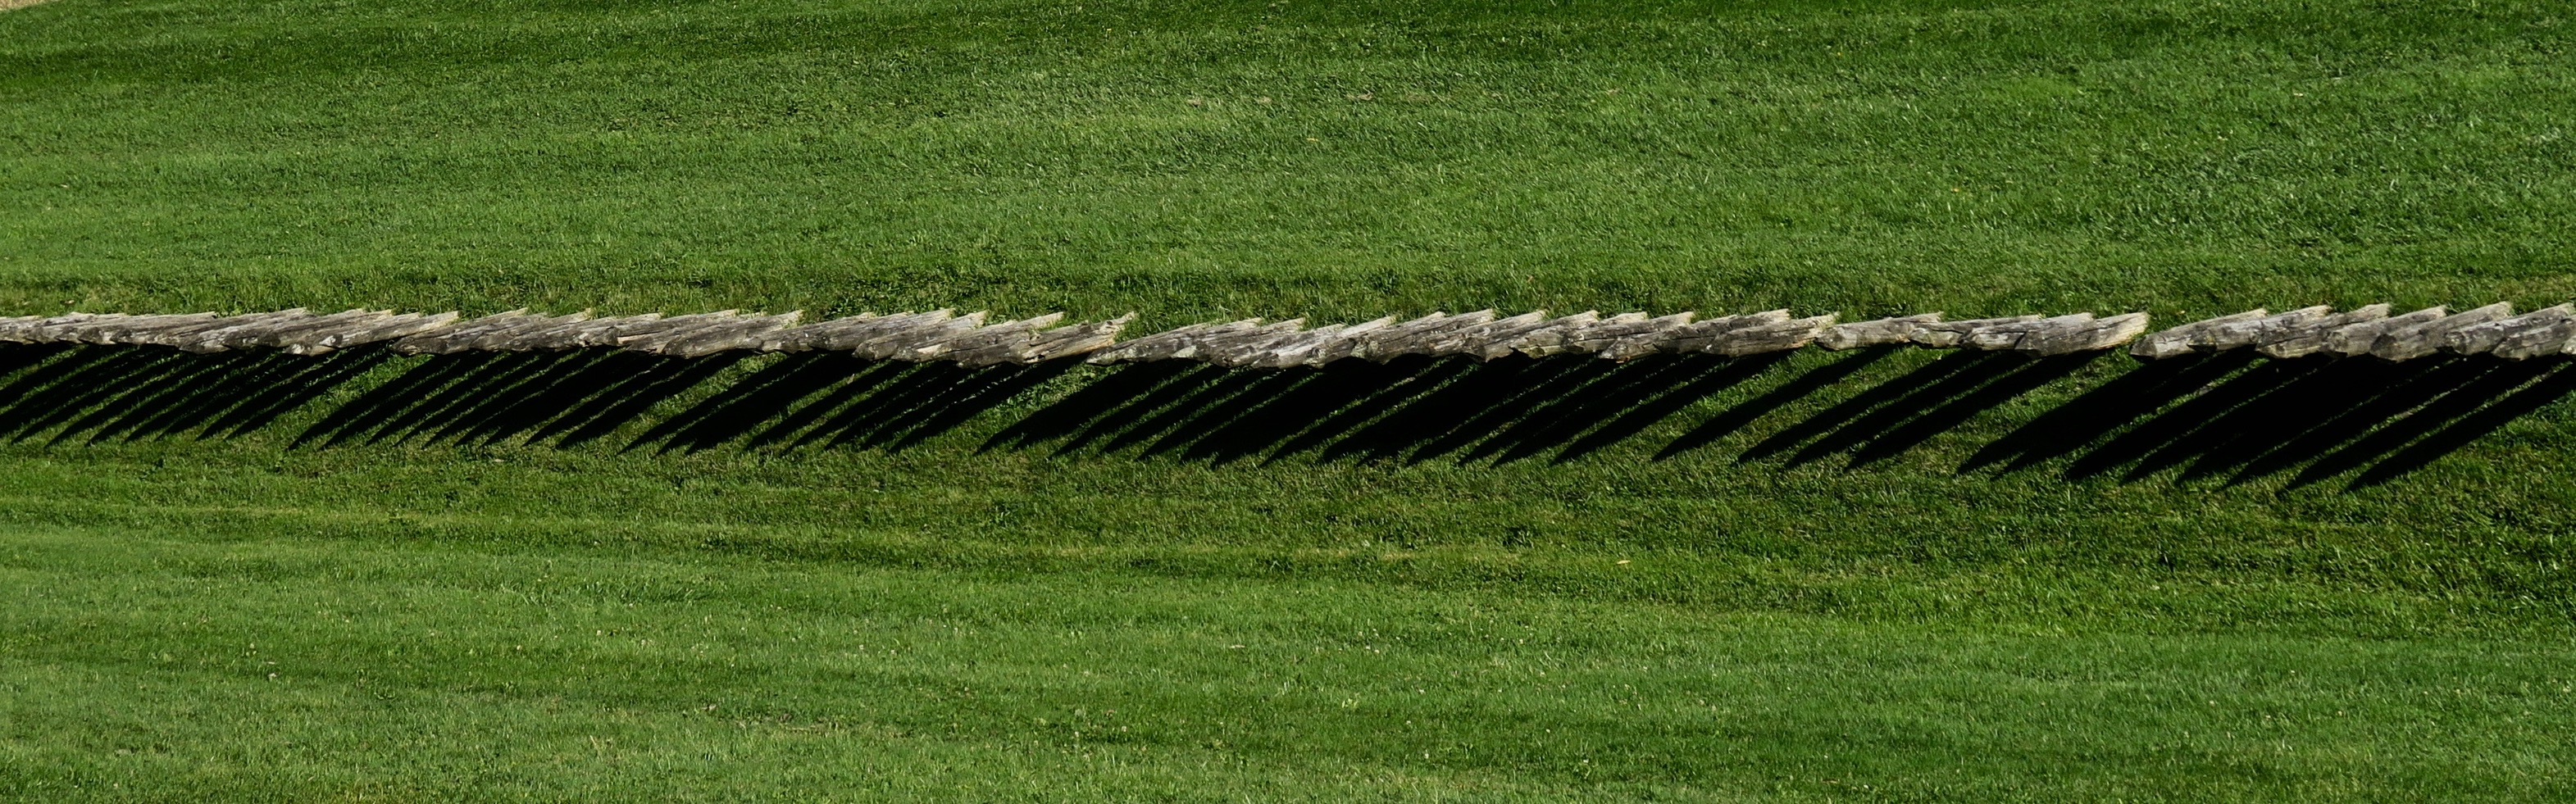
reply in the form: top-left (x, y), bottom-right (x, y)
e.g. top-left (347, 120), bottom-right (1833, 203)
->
top-left (3, 0), bottom-right (2573, 320)
top-left (4, 524), bottom-right (2572, 801)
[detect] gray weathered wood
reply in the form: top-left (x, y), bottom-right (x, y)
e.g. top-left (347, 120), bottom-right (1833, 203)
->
top-left (512, 314), bottom-right (663, 350)
top-left (1504, 311), bottom-right (1605, 357)
top-left (2255, 304), bottom-right (2391, 358)
top-left (1234, 323), bottom-right (1351, 369)
top-left (661, 311), bottom-right (804, 358)
top-left (22, 313), bottom-right (117, 343)
top-left (1704, 313), bottom-right (1836, 357)
top-left (1909, 315), bottom-right (2042, 347)
top-left (40, 313), bottom-right (137, 343)
top-left (450, 311), bottom-right (582, 352)
top-left (1818, 314), bottom-right (1941, 350)
top-left (391, 309), bottom-right (535, 354)
top-left (1559, 312), bottom-right (1691, 359)
top-left (1185, 319), bottom-right (1310, 366)
top-left (2320, 306), bottom-right (2443, 357)
top-left (2020, 312), bottom-right (2150, 355)
top-left (2442, 304), bottom-right (2572, 357)
top-left (1326, 313), bottom-right (1449, 364)
top-left (1352, 311), bottom-right (1500, 361)
top-left (915, 313), bottom-right (1065, 365)
top-left (0, 316), bottom-right (45, 343)
top-left (2201, 306), bottom-right (2331, 352)
top-left (2368, 302), bottom-right (2508, 361)
top-left (1286, 316), bottom-right (1398, 366)
top-left (176, 309), bottom-right (330, 353)
top-left (1654, 311), bottom-right (1788, 357)
top-left (97, 314), bottom-right (225, 344)
top-left (125, 312), bottom-right (284, 348)
top-left (808, 310), bottom-right (950, 352)
top-left (1021, 314), bottom-right (1134, 364)
top-left (281, 311), bottom-right (446, 354)
top-left (2131, 309), bottom-right (2266, 359)
top-left (1086, 318), bottom-right (1258, 363)
top-left (858, 311), bottom-right (988, 361)
top-left (1962, 313), bottom-right (2095, 351)
top-left (2486, 307), bottom-right (2576, 360)
top-left (617, 310), bottom-right (752, 354)
top-left (301, 311), bottom-right (461, 354)
top-left (240, 310), bottom-right (391, 350)
top-left (758, 314), bottom-right (881, 352)
top-left (1606, 311), bottom-right (1753, 360)
top-left (1423, 311), bottom-right (1550, 360)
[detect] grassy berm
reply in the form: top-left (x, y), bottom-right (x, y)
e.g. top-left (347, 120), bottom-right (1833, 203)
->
top-left (4, 0), bottom-right (2575, 800)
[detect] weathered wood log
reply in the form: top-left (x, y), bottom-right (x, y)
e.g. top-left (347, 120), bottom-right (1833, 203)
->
top-left (2442, 304), bottom-right (2572, 357)
top-left (1281, 316), bottom-right (1398, 366)
top-left (2131, 309), bottom-right (2266, 359)
top-left (0, 316), bottom-right (45, 343)
top-left (447, 309), bottom-right (576, 351)
top-left (1601, 311), bottom-right (1737, 360)
top-left (239, 309), bottom-right (394, 351)
top-left (37, 312), bottom-right (135, 343)
top-left (1703, 313), bottom-right (1837, 357)
top-left (1185, 319), bottom-right (1311, 366)
top-left (1650, 311), bottom-right (1786, 357)
top-left (2201, 306), bottom-right (2330, 352)
top-left (1572, 312), bottom-right (1696, 360)
top-left (1323, 313), bottom-right (1445, 364)
top-left (253, 310), bottom-right (384, 352)
top-left (104, 314), bottom-right (223, 344)
top-left (1958, 312), bottom-right (2150, 354)
top-left (390, 309), bottom-right (532, 354)
top-left (287, 311), bottom-right (461, 354)
top-left (660, 311), bottom-right (803, 358)
top-left (615, 310), bottom-right (753, 354)
top-left (800, 310), bottom-right (949, 352)
top-left (2320, 306), bottom-right (2443, 357)
top-left (1515, 311), bottom-right (1688, 360)
top-left (20, 312), bottom-right (116, 343)
top-left (1423, 311), bottom-right (1551, 360)
top-left (1236, 317), bottom-right (1387, 368)
top-left (1350, 311), bottom-right (1500, 361)
top-left (1909, 315), bottom-right (2042, 347)
top-left (1818, 314), bottom-right (1941, 350)
top-left (914, 313), bottom-right (1065, 365)
top-left (53, 313), bottom-right (162, 344)
top-left (2020, 312), bottom-right (2150, 355)
top-left (504, 314), bottom-right (658, 350)
top-left (124, 313), bottom-right (280, 348)
top-left (449, 311), bottom-right (587, 352)
top-left (1086, 318), bottom-right (1257, 363)
top-left (2256, 304), bottom-right (2391, 358)
top-left (757, 314), bottom-right (881, 352)
top-left (2486, 307), bottom-right (2576, 360)
top-left (1961, 313), bottom-right (2095, 351)
top-left (856, 311), bottom-right (987, 361)
top-left (175, 309), bottom-right (331, 353)
top-left (2368, 302), bottom-right (2508, 361)
top-left (1504, 311), bottom-right (1605, 358)
top-left (52, 313), bottom-right (185, 345)
top-left (1022, 314), bottom-right (1134, 364)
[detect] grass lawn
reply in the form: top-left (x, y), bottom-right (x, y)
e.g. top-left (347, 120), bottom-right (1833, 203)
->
top-left (4, 0), bottom-right (2575, 800)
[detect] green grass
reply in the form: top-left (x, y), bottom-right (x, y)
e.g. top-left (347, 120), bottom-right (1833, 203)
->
top-left (5, 0), bottom-right (2576, 799)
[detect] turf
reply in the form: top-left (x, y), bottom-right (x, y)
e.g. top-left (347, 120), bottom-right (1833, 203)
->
top-left (3, 0), bottom-right (2575, 800)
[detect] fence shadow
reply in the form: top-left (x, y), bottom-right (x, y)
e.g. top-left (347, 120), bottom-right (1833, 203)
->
top-left (0, 343), bottom-right (2565, 488)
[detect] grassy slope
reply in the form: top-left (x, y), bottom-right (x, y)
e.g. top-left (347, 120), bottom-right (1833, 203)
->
top-left (3, 0), bottom-right (2576, 800)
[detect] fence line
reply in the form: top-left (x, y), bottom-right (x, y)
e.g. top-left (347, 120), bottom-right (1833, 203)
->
top-left (0, 303), bottom-right (2564, 365)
